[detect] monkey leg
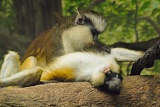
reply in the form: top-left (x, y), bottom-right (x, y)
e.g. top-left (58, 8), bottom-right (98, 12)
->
top-left (21, 56), bottom-right (37, 70)
top-left (0, 66), bottom-right (43, 87)
top-left (0, 51), bottom-right (21, 79)
top-left (0, 51), bottom-right (42, 87)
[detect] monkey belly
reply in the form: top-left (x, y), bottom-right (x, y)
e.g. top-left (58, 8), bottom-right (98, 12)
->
top-left (40, 67), bottom-right (75, 82)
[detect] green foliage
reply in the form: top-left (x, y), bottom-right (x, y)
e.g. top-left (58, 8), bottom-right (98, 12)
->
top-left (62, 0), bottom-right (92, 16)
top-left (62, 0), bottom-right (160, 43)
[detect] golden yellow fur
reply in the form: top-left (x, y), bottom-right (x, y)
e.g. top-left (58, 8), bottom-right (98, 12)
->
top-left (20, 56), bottom-right (37, 70)
top-left (41, 67), bottom-right (75, 82)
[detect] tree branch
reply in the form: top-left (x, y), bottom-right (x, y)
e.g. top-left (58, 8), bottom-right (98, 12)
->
top-left (110, 37), bottom-right (160, 51)
top-left (0, 76), bottom-right (160, 106)
top-left (88, 0), bottom-right (105, 8)
top-left (131, 40), bottom-right (160, 75)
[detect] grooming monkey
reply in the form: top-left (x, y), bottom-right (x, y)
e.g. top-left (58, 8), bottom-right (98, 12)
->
top-left (22, 10), bottom-right (108, 67)
top-left (0, 10), bottom-right (144, 92)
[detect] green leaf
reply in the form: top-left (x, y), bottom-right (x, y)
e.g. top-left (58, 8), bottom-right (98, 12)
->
top-left (132, 0), bottom-right (136, 5)
top-left (140, 1), bottom-right (151, 11)
top-left (156, 14), bottom-right (160, 25)
top-left (151, 8), bottom-right (160, 16)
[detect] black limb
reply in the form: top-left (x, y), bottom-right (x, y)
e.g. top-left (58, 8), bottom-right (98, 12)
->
top-left (130, 40), bottom-right (160, 75)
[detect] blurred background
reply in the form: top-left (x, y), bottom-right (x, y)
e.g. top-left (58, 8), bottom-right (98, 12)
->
top-left (0, 0), bottom-right (160, 76)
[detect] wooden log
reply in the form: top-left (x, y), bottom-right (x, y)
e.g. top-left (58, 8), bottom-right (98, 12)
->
top-left (0, 76), bottom-right (160, 107)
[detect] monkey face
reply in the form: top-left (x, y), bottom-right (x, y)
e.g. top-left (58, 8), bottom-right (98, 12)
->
top-left (75, 10), bottom-right (107, 43)
top-left (99, 71), bottom-right (123, 93)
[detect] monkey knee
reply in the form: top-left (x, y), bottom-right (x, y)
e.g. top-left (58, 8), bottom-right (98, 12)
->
top-left (1, 66), bottom-right (43, 87)
top-left (21, 56), bottom-right (37, 70)
top-left (1, 51), bottom-right (20, 79)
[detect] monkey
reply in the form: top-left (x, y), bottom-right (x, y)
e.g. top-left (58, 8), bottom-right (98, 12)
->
top-left (0, 48), bottom-right (143, 92)
top-left (22, 10), bottom-right (108, 68)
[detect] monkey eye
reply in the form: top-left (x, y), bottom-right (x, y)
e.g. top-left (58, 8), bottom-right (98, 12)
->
top-left (77, 18), bottom-right (85, 25)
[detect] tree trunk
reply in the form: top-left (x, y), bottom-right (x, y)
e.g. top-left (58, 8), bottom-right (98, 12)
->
top-left (0, 76), bottom-right (160, 107)
top-left (12, 0), bottom-right (62, 39)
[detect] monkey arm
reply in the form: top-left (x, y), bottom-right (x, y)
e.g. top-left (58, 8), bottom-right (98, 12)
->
top-left (130, 40), bottom-right (160, 75)
top-left (94, 41), bottom-right (111, 53)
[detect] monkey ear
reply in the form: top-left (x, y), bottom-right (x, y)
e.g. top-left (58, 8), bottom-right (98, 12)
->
top-left (75, 9), bottom-right (85, 25)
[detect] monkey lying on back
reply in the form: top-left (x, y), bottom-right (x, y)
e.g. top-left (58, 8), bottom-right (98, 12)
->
top-left (0, 48), bottom-right (143, 92)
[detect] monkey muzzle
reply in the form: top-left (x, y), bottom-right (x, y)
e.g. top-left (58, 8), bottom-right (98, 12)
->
top-left (91, 28), bottom-right (100, 43)
top-left (100, 71), bottom-right (123, 93)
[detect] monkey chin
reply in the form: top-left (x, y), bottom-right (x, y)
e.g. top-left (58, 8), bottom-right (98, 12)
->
top-left (99, 71), bottom-right (123, 94)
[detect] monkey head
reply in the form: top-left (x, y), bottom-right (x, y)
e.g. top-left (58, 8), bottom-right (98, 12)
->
top-left (99, 71), bottom-right (123, 93)
top-left (74, 10), bottom-right (107, 43)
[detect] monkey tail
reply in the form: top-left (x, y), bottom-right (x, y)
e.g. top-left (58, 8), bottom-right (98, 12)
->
top-left (111, 48), bottom-right (144, 62)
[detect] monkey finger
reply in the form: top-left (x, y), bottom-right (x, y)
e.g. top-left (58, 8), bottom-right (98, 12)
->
top-left (103, 67), bottom-right (111, 74)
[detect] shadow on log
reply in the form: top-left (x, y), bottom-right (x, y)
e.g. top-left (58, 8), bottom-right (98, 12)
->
top-left (0, 76), bottom-right (160, 107)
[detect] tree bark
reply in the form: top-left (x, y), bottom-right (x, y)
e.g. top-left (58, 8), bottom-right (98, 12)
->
top-left (131, 40), bottom-right (160, 75)
top-left (12, 0), bottom-right (62, 39)
top-left (0, 76), bottom-right (160, 107)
